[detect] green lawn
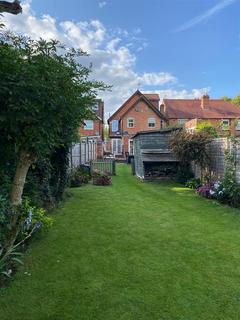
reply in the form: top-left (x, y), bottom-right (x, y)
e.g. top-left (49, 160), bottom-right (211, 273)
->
top-left (1, 164), bottom-right (240, 319)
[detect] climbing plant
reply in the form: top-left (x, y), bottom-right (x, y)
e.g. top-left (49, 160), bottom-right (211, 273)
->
top-left (170, 130), bottom-right (211, 183)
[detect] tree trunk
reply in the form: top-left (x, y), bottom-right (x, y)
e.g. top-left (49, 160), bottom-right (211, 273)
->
top-left (3, 150), bottom-right (36, 252)
top-left (10, 149), bottom-right (36, 206)
top-left (0, 1), bottom-right (22, 15)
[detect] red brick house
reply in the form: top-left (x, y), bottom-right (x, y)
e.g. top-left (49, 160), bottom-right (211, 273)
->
top-left (161, 95), bottom-right (240, 136)
top-left (79, 99), bottom-right (104, 162)
top-left (108, 90), bottom-right (167, 158)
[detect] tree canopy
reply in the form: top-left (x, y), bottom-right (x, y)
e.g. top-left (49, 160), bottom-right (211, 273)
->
top-left (0, 32), bottom-right (107, 206)
top-left (0, 1), bottom-right (22, 15)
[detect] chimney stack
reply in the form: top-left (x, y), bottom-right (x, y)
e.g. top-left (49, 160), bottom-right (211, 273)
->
top-left (160, 103), bottom-right (165, 114)
top-left (201, 94), bottom-right (210, 109)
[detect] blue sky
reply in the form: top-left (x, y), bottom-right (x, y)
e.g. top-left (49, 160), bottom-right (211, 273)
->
top-left (4, 0), bottom-right (240, 114)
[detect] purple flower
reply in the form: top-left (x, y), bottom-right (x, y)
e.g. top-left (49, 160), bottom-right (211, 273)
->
top-left (34, 221), bottom-right (42, 230)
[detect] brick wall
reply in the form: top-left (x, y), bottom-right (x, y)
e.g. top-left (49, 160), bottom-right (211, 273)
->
top-left (184, 118), bottom-right (240, 137)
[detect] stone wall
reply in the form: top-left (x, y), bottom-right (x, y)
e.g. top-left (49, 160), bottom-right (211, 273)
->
top-left (193, 138), bottom-right (240, 182)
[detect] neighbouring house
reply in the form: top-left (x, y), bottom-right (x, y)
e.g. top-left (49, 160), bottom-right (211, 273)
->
top-left (108, 90), bottom-right (167, 159)
top-left (161, 95), bottom-right (240, 136)
top-left (132, 128), bottom-right (179, 180)
top-left (70, 99), bottom-right (104, 168)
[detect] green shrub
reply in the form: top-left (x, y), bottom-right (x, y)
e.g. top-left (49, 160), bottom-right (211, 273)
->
top-left (196, 121), bottom-right (219, 138)
top-left (216, 149), bottom-right (240, 207)
top-left (0, 198), bottom-right (53, 280)
top-left (185, 178), bottom-right (202, 189)
top-left (69, 165), bottom-right (91, 188)
top-left (170, 130), bottom-right (210, 184)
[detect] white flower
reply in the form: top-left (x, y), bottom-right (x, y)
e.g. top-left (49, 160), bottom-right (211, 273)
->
top-left (214, 182), bottom-right (220, 189)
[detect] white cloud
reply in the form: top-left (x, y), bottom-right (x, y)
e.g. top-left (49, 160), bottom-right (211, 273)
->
top-left (139, 73), bottom-right (177, 86)
top-left (148, 88), bottom-right (211, 101)
top-left (98, 1), bottom-right (107, 9)
top-left (175, 0), bottom-right (236, 32)
top-left (2, 1), bottom-right (208, 118)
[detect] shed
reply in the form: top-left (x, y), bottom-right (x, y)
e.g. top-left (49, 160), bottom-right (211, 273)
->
top-left (132, 128), bottom-right (180, 180)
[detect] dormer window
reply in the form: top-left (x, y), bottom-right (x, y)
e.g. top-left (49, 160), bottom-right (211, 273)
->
top-left (127, 118), bottom-right (134, 128)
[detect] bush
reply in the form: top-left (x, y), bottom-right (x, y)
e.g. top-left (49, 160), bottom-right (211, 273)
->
top-left (170, 130), bottom-right (210, 184)
top-left (0, 198), bottom-right (53, 280)
top-left (185, 178), bottom-right (202, 189)
top-left (69, 165), bottom-right (91, 188)
top-left (196, 121), bottom-right (219, 138)
top-left (92, 170), bottom-right (112, 186)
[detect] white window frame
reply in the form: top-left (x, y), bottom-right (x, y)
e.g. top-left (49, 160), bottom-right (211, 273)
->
top-left (127, 118), bottom-right (134, 128)
top-left (236, 120), bottom-right (240, 131)
top-left (91, 103), bottom-right (99, 112)
top-left (178, 119), bottom-right (187, 125)
top-left (112, 139), bottom-right (122, 155)
top-left (84, 120), bottom-right (94, 130)
top-left (128, 139), bottom-right (134, 155)
top-left (111, 120), bottom-right (119, 132)
top-left (221, 119), bottom-right (230, 131)
top-left (148, 118), bottom-right (156, 128)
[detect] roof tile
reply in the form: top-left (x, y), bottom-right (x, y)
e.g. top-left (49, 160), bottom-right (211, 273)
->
top-left (163, 99), bottom-right (240, 119)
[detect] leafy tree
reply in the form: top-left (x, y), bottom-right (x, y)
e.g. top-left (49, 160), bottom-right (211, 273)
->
top-left (222, 95), bottom-right (240, 107)
top-left (232, 96), bottom-right (240, 107)
top-left (0, 0), bottom-right (22, 14)
top-left (222, 96), bottom-right (232, 102)
top-left (195, 121), bottom-right (218, 138)
top-left (0, 33), bottom-right (106, 206)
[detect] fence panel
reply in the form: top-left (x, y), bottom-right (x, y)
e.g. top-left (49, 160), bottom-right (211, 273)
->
top-left (192, 138), bottom-right (240, 183)
top-left (91, 159), bottom-right (116, 176)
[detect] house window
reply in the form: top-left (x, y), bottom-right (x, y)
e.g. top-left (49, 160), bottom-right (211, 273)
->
top-left (84, 120), bottom-right (94, 130)
top-left (91, 103), bottom-right (98, 112)
top-left (236, 120), bottom-right (240, 131)
top-left (148, 118), bottom-right (156, 128)
top-left (222, 119), bottom-right (230, 130)
top-left (111, 120), bottom-right (119, 132)
top-left (178, 119), bottom-right (187, 126)
top-left (127, 118), bottom-right (134, 128)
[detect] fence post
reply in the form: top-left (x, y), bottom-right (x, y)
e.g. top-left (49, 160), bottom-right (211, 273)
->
top-left (113, 160), bottom-right (116, 175)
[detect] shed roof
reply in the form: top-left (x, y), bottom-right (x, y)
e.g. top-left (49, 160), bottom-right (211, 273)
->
top-left (132, 127), bottom-right (180, 138)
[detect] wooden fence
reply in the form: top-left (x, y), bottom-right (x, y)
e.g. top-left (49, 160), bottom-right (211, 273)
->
top-left (91, 159), bottom-right (116, 176)
top-left (192, 138), bottom-right (240, 183)
top-left (70, 140), bottom-right (97, 170)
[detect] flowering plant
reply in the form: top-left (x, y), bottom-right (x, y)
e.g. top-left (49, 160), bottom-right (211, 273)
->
top-left (0, 199), bottom-right (53, 280)
top-left (92, 170), bottom-right (112, 186)
top-left (196, 181), bottom-right (223, 199)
